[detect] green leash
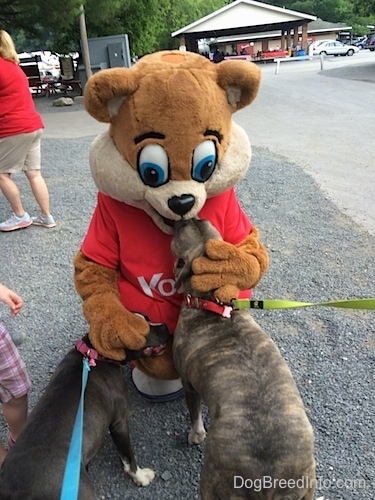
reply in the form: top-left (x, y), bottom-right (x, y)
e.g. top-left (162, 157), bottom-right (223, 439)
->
top-left (233, 298), bottom-right (375, 310)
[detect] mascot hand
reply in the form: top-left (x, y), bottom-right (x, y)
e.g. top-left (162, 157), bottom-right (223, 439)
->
top-left (74, 251), bottom-right (150, 361)
top-left (191, 228), bottom-right (269, 303)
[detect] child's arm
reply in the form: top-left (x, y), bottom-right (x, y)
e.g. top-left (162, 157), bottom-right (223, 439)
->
top-left (0, 284), bottom-right (24, 317)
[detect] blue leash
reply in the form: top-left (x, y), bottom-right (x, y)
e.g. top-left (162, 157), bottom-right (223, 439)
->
top-left (60, 357), bottom-right (91, 500)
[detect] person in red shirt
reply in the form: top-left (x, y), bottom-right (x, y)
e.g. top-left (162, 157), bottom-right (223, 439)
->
top-left (75, 51), bottom-right (269, 402)
top-left (80, 189), bottom-right (261, 402)
top-left (0, 30), bottom-right (55, 231)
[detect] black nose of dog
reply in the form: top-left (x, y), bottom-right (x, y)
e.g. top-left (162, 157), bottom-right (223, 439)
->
top-left (168, 195), bottom-right (195, 216)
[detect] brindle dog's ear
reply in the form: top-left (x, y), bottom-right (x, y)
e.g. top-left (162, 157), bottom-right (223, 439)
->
top-left (172, 218), bottom-right (221, 292)
top-left (174, 258), bottom-right (191, 291)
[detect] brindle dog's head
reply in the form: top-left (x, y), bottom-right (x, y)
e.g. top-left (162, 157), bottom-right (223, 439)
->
top-left (171, 218), bottom-right (222, 294)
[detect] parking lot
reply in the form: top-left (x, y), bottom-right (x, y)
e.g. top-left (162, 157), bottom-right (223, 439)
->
top-left (237, 49), bottom-right (375, 237)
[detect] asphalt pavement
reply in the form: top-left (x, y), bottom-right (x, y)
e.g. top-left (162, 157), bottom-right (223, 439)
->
top-left (237, 52), bottom-right (375, 238)
top-left (0, 53), bottom-right (374, 499)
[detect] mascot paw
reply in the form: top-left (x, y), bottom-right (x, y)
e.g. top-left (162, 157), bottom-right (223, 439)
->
top-left (213, 284), bottom-right (241, 304)
top-left (90, 311), bottom-right (150, 361)
top-left (191, 235), bottom-right (267, 300)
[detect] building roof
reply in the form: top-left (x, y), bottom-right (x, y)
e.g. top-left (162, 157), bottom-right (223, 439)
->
top-left (172, 0), bottom-right (316, 39)
top-left (307, 18), bottom-right (352, 34)
top-left (210, 18), bottom-right (352, 44)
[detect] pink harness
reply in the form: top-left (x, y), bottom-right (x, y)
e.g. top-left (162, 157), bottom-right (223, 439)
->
top-left (74, 338), bottom-right (119, 367)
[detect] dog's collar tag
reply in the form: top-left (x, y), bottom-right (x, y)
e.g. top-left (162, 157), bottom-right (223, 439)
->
top-left (221, 305), bottom-right (233, 318)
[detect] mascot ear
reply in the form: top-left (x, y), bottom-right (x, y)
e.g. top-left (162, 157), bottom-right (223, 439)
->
top-left (84, 68), bottom-right (139, 123)
top-left (216, 60), bottom-right (261, 111)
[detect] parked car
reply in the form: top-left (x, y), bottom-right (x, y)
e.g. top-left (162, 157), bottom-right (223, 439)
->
top-left (308, 39), bottom-right (334, 51)
top-left (353, 37), bottom-right (368, 49)
top-left (313, 41), bottom-right (359, 57)
top-left (364, 33), bottom-right (375, 51)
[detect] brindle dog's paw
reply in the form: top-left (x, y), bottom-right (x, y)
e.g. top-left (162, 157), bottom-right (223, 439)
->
top-left (188, 428), bottom-right (207, 445)
top-left (125, 465), bottom-right (155, 486)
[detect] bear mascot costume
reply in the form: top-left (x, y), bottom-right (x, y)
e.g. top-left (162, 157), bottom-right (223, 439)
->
top-left (74, 50), bottom-right (269, 401)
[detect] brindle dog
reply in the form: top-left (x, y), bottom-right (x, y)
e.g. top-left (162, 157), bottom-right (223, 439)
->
top-left (171, 219), bottom-right (316, 500)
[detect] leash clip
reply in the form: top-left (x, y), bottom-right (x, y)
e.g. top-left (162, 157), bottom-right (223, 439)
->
top-left (186, 294), bottom-right (200, 308)
top-left (86, 351), bottom-right (96, 367)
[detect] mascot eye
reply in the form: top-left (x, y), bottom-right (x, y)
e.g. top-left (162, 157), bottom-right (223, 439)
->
top-left (192, 140), bottom-right (217, 182)
top-left (138, 144), bottom-right (169, 187)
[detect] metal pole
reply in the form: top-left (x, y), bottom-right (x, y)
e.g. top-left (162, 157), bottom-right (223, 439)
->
top-left (79, 4), bottom-right (92, 81)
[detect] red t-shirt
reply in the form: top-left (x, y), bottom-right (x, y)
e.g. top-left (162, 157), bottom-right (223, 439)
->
top-left (81, 188), bottom-right (252, 332)
top-left (0, 57), bottom-right (44, 138)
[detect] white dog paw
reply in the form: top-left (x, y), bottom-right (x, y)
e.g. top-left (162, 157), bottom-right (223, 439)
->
top-left (188, 428), bottom-right (206, 445)
top-left (127, 466), bottom-right (155, 487)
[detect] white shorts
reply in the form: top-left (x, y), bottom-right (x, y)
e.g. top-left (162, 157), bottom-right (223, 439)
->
top-left (0, 129), bottom-right (43, 173)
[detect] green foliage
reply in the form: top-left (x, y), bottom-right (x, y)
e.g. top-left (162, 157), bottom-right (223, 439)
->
top-left (0, 0), bottom-right (228, 54)
top-left (1, 0), bottom-right (82, 53)
top-left (288, 2), bottom-right (315, 16)
top-left (118, 0), bottom-right (228, 55)
top-left (1, 0), bottom-right (374, 55)
top-left (248, 0), bottom-right (374, 35)
top-left (313, 0), bottom-right (353, 23)
top-left (353, 0), bottom-right (375, 17)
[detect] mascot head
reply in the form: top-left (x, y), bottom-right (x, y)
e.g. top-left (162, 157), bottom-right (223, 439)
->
top-left (84, 50), bottom-right (261, 234)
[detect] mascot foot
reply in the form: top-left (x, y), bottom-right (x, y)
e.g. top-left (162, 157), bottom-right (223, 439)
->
top-left (131, 367), bottom-right (183, 403)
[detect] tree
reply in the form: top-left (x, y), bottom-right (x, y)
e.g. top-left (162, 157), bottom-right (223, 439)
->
top-left (353, 0), bottom-right (375, 16)
top-left (1, 0), bottom-right (227, 55)
top-left (251, 0), bottom-right (373, 35)
top-left (0, 0), bottom-right (83, 51)
top-left (2, 0), bottom-right (373, 55)
top-left (0, 0), bottom-right (125, 53)
top-left (90, 0), bottom-right (228, 56)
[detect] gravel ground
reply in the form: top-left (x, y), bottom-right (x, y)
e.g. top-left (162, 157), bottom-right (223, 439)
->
top-left (0, 72), bottom-right (374, 499)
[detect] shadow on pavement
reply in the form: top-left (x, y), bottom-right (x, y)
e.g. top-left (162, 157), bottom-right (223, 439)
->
top-left (320, 61), bottom-right (375, 83)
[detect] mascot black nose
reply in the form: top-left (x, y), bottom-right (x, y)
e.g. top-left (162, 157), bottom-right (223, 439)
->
top-left (168, 195), bottom-right (196, 216)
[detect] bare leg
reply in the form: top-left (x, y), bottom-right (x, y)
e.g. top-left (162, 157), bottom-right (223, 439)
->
top-left (24, 170), bottom-right (51, 217)
top-left (0, 395), bottom-right (28, 467)
top-left (2, 394), bottom-right (28, 441)
top-left (0, 173), bottom-right (25, 216)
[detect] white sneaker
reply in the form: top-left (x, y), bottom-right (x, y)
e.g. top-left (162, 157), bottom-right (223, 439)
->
top-left (0, 213), bottom-right (32, 232)
top-left (32, 214), bottom-right (56, 228)
top-left (131, 367), bottom-right (183, 402)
